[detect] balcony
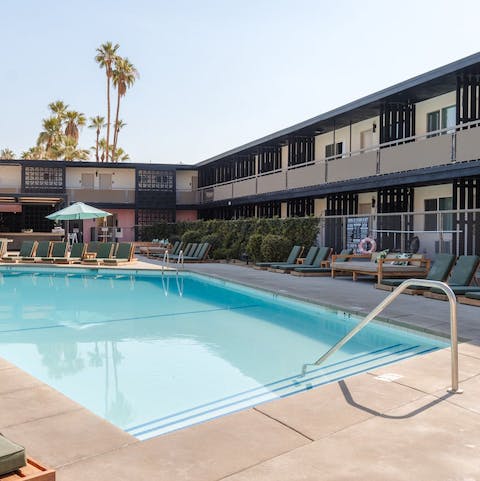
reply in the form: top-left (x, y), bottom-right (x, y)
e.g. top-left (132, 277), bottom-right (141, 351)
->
top-left (67, 188), bottom-right (135, 204)
top-left (176, 189), bottom-right (199, 205)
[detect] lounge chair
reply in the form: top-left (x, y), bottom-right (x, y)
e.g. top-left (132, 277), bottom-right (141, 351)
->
top-left (376, 253), bottom-right (456, 293)
top-left (170, 243), bottom-right (195, 260)
top-left (54, 242), bottom-right (87, 264)
top-left (291, 248), bottom-right (352, 276)
top-left (169, 240), bottom-right (182, 255)
top-left (0, 238), bottom-right (9, 258)
top-left (268, 246), bottom-right (319, 273)
top-left (254, 245), bottom-right (304, 270)
top-left (2, 241), bottom-right (38, 263)
top-left (424, 255), bottom-right (480, 300)
top-left (82, 242), bottom-right (115, 265)
top-left (40, 242), bottom-right (69, 263)
top-left (183, 243), bottom-right (211, 262)
top-left (20, 240), bottom-right (53, 262)
top-left (458, 291), bottom-right (480, 306)
top-left (103, 242), bottom-right (135, 265)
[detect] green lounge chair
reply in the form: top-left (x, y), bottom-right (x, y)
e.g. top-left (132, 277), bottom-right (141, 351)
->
top-left (269, 246), bottom-right (319, 272)
top-left (183, 243), bottom-right (211, 262)
top-left (2, 240), bottom-right (38, 263)
top-left (103, 243), bottom-right (135, 265)
top-left (424, 255), bottom-right (480, 299)
top-left (0, 238), bottom-right (9, 258)
top-left (458, 291), bottom-right (480, 306)
top-left (54, 242), bottom-right (87, 264)
top-left (0, 434), bottom-right (26, 476)
top-left (20, 240), bottom-right (52, 262)
top-left (82, 242), bottom-right (115, 264)
top-left (291, 248), bottom-right (352, 276)
top-left (376, 253), bottom-right (456, 292)
top-left (171, 243), bottom-right (196, 260)
top-left (254, 245), bottom-right (303, 270)
top-left (40, 242), bottom-right (69, 263)
top-left (170, 240), bottom-right (182, 255)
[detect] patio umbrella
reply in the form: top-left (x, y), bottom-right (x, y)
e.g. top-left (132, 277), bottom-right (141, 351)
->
top-left (46, 202), bottom-right (112, 221)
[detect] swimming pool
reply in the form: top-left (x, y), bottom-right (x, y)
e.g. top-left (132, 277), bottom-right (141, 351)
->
top-left (0, 267), bottom-right (446, 439)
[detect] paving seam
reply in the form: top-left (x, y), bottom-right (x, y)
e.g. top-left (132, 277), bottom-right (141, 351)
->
top-left (252, 406), bottom-right (314, 442)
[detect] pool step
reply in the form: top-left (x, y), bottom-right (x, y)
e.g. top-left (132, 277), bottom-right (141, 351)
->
top-left (127, 343), bottom-right (438, 439)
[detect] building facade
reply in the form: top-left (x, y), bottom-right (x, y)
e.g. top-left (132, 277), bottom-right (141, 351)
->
top-left (2, 53), bottom-right (480, 256)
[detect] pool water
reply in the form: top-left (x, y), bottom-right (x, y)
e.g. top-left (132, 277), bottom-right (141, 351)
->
top-left (0, 268), bottom-right (446, 439)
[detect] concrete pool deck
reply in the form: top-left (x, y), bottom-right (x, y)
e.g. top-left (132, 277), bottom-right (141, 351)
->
top-left (1, 260), bottom-right (480, 480)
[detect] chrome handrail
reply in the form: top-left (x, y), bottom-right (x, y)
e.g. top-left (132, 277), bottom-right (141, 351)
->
top-left (300, 279), bottom-right (462, 394)
top-left (177, 250), bottom-right (184, 271)
top-left (163, 249), bottom-right (170, 265)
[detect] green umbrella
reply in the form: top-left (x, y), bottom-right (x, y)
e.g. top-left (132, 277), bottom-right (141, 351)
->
top-left (46, 202), bottom-right (112, 221)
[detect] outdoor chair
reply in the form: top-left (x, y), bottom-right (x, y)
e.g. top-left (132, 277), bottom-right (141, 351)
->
top-left (2, 241), bottom-right (38, 263)
top-left (424, 255), bottom-right (480, 300)
top-left (103, 242), bottom-right (135, 265)
top-left (268, 246), bottom-right (319, 273)
top-left (183, 243), bottom-right (211, 262)
top-left (291, 248), bottom-right (352, 276)
top-left (254, 245), bottom-right (304, 270)
top-left (54, 242), bottom-right (87, 264)
top-left (170, 243), bottom-right (195, 260)
top-left (458, 291), bottom-right (480, 306)
top-left (82, 242), bottom-right (115, 265)
top-left (40, 242), bottom-right (69, 263)
top-left (376, 253), bottom-right (456, 293)
top-left (21, 240), bottom-right (53, 262)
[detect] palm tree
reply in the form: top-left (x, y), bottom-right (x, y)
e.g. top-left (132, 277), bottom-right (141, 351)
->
top-left (51, 136), bottom-right (89, 161)
top-left (95, 42), bottom-right (120, 164)
top-left (37, 117), bottom-right (63, 157)
top-left (48, 100), bottom-right (68, 122)
top-left (0, 148), bottom-right (15, 159)
top-left (112, 147), bottom-right (130, 162)
top-left (21, 146), bottom-right (45, 160)
top-left (112, 57), bottom-right (138, 161)
top-left (88, 116), bottom-right (105, 162)
top-left (64, 111), bottom-right (86, 144)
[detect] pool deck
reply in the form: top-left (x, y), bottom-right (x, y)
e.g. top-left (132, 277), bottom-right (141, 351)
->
top-left (1, 259), bottom-right (480, 480)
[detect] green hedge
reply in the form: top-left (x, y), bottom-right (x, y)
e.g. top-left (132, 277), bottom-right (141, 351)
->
top-left (140, 217), bottom-right (319, 261)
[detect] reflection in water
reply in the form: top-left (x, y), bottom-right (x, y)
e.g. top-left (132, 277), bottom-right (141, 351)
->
top-left (37, 342), bottom-right (85, 379)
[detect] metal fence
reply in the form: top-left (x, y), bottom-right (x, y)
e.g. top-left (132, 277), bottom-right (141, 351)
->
top-left (317, 209), bottom-right (480, 258)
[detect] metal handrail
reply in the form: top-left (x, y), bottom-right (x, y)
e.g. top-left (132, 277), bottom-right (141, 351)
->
top-left (301, 279), bottom-right (462, 394)
top-left (163, 249), bottom-right (170, 265)
top-left (177, 250), bottom-right (184, 271)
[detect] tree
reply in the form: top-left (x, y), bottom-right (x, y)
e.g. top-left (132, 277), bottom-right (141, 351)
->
top-left (88, 116), bottom-right (105, 162)
top-left (48, 100), bottom-right (68, 122)
top-left (64, 111), bottom-right (86, 143)
top-left (112, 147), bottom-right (130, 162)
top-left (0, 148), bottom-right (15, 159)
top-left (95, 42), bottom-right (120, 164)
top-left (112, 56), bottom-right (138, 161)
top-left (51, 136), bottom-right (89, 161)
top-left (21, 146), bottom-right (45, 160)
top-left (37, 117), bottom-right (63, 157)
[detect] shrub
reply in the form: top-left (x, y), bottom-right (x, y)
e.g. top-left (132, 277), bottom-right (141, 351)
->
top-left (261, 234), bottom-right (291, 262)
top-left (181, 230), bottom-right (203, 244)
top-left (246, 233), bottom-right (264, 262)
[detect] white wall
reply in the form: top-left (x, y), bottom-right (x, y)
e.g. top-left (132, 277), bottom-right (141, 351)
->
top-left (0, 166), bottom-right (21, 189)
top-left (415, 91), bottom-right (456, 137)
top-left (176, 170), bottom-right (197, 190)
top-left (66, 167), bottom-right (135, 189)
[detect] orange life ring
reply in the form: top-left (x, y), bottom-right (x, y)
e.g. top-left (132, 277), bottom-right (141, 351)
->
top-left (358, 237), bottom-right (377, 254)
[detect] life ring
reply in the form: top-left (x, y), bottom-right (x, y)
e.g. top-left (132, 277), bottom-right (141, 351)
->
top-left (409, 235), bottom-right (420, 254)
top-left (358, 237), bottom-right (377, 254)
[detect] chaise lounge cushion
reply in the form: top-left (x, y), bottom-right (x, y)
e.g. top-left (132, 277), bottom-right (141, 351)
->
top-left (0, 434), bottom-right (26, 476)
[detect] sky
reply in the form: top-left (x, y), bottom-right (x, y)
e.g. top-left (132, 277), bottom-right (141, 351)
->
top-left (1, 0), bottom-right (480, 166)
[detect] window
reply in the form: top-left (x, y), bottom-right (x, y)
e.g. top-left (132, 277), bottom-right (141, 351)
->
top-left (325, 142), bottom-right (343, 159)
top-left (24, 166), bottom-right (64, 192)
top-left (424, 197), bottom-right (453, 231)
top-left (427, 106), bottom-right (456, 137)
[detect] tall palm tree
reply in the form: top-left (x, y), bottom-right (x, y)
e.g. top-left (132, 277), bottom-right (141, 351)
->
top-left (21, 146), bottom-right (45, 160)
top-left (48, 100), bottom-right (68, 122)
top-left (37, 117), bottom-right (63, 157)
top-left (0, 148), bottom-right (15, 159)
top-left (88, 116), bottom-right (105, 162)
top-left (64, 111), bottom-right (86, 144)
top-left (112, 147), bottom-right (130, 162)
top-left (51, 136), bottom-right (89, 161)
top-left (112, 57), bottom-right (138, 161)
top-left (95, 42), bottom-right (120, 164)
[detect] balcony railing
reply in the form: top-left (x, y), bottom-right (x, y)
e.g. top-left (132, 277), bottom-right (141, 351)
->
top-left (196, 119), bottom-right (480, 203)
top-left (67, 188), bottom-right (135, 204)
top-left (176, 189), bottom-right (199, 205)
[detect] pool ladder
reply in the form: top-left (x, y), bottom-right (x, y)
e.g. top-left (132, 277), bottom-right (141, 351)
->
top-left (162, 249), bottom-right (184, 272)
top-left (301, 279), bottom-right (462, 394)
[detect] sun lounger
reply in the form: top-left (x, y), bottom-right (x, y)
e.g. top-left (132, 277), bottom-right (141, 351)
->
top-left (268, 246), bottom-right (320, 273)
top-left (424, 255), bottom-right (480, 300)
top-left (254, 245), bottom-right (304, 270)
top-left (39, 242), bottom-right (69, 263)
top-left (103, 243), bottom-right (135, 265)
top-left (376, 253), bottom-right (456, 293)
top-left (20, 241), bottom-right (52, 263)
top-left (183, 243), bottom-right (211, 262)
top-left (458, 291), bottom-right (480, 306)
top-left (291, 248), bottom-right (352, 276)
top-left (53, 242), bottom-right (87, 264)
top-left (0, 238), bottom-right (9, 258)
top-left (82, 242), bottom-right (115, 265)
top-left (2, 241), bottom-right (38, 263)
top-left (331, 252), bottom-right (430, 283)
top-left (170, 243), bottom-right (196, 260)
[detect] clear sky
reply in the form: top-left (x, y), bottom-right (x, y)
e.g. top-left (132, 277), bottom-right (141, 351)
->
top-left (1, 0), bottom-right (479, 165)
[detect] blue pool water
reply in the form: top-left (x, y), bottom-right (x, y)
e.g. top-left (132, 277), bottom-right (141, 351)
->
top-left (0, 267), bottom-right (446, 439)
